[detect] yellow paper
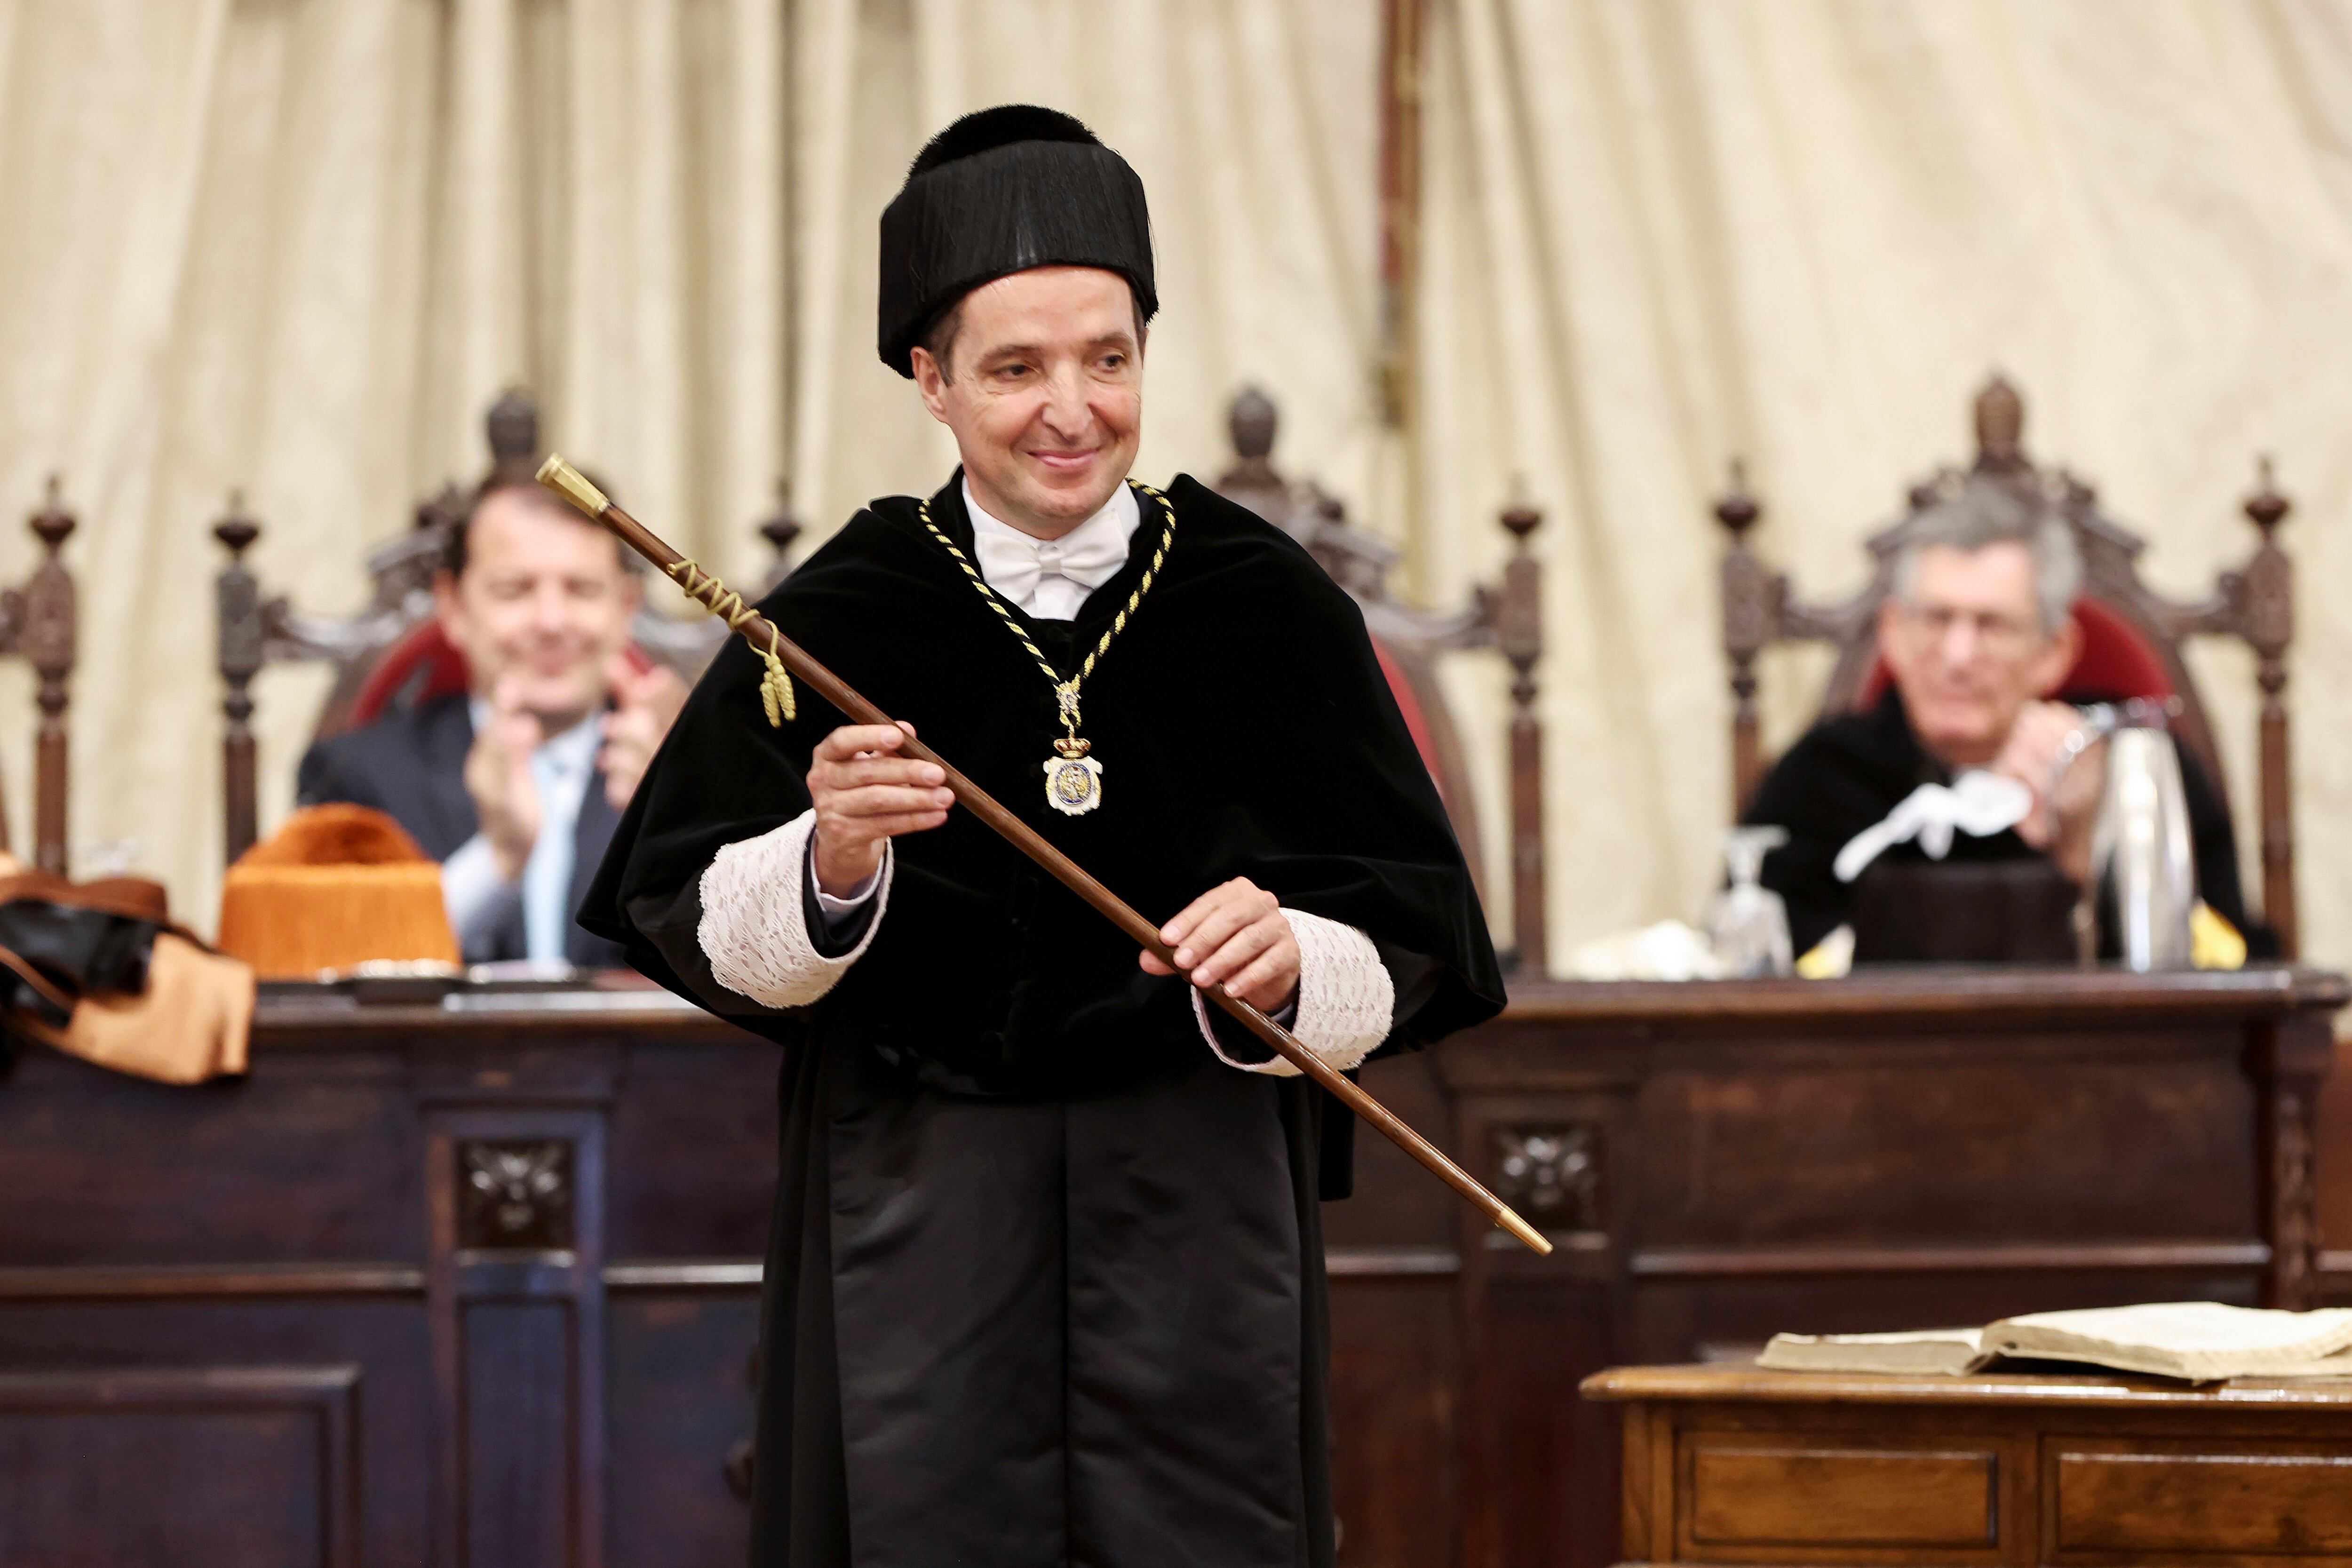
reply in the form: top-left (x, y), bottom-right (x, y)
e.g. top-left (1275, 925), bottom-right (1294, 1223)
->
top-left (2191, 900), bottom-right (2247, 970)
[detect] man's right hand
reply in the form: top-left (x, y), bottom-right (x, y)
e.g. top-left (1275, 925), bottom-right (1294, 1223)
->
top-left (809, 722), bottom-right (954, 896)
top-left (465, 677), bottom-right (545, 883)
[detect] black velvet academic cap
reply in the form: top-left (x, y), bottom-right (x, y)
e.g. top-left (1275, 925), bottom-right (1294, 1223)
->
top-left (877, 105), bottom-right (1157, 377)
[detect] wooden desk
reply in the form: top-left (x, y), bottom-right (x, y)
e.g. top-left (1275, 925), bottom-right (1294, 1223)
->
top-left (0, 985), bottom-right (767, 1568)
top-left (1581, 1362), bottom-right (2352, 1565)
top-left (1331, 966), bottom-right (2347, 1568)
top-left (0, 968), bottom-right (2341, 1568)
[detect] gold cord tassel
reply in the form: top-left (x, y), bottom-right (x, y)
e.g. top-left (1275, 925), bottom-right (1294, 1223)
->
top-left (668, 557), bottom-right (796, 728)
top-left (760, 642), bottom-right (796, 725)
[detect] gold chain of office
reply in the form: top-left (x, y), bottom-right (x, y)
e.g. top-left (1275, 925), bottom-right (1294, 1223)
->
top-left (917, 481), bottom-right (1176, 748)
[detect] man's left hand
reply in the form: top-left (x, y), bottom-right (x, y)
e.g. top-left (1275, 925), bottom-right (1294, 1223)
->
top-left (1992, 699), bottom-right (2104, 881)
top-left (1142, 876), bottom-right (1300, 1015)
top-left (600, 656), bottom-right (689, 810)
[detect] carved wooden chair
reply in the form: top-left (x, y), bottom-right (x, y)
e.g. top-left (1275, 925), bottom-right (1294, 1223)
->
top-left (1718, 374), bottom-right (2298, 952)
top-left (1213, 388), bottom-right (1548, 971)
top-left (215, 390), bottom-right (802, 861)
top-left (0, 479), bottom-right (79, 876)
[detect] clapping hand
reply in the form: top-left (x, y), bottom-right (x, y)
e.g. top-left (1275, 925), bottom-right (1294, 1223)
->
top-left (464, 675), bottom-right (545, 883)
top-left (600, 654), bottom-right (688, 810)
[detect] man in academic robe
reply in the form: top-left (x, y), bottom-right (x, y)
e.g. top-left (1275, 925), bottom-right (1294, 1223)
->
top-left (298, 478), bottom-right (685, 967)
top-left (1744, 476), bottom-right (2258, 959)
top-left (580, 106), bottom-right (1503, 1568)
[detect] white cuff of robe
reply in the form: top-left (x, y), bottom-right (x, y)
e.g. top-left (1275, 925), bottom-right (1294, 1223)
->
top-left (698, 808), bottom-right (892, 1008)
top-left (1193, 909), bottom-right (1393, 1076)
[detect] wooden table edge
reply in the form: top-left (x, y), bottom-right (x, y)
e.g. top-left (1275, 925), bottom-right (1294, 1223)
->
top-left (1580, 1362), bottom-right (2352, 1410)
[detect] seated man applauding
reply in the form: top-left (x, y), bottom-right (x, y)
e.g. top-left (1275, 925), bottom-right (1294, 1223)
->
top-left (298, 478), bottom-right (685, 966)
top-left (1744, 480), bottom-right (2257, 960)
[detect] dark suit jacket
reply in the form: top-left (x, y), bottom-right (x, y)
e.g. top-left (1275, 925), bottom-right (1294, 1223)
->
top-left (296, 694), bottom-right (626, 968)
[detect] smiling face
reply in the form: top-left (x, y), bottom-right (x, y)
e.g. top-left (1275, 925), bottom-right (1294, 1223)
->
top-left (909, 265), bottom-right (1144, 540)
top-left (434, 487), bottom-right (642, 730)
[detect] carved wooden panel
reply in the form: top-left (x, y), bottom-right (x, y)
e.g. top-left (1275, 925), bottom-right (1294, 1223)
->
top-left (1327, 1274), bottom-right (1457, 1568)
top-left (0, 1365), bottom-right (359, 1568)
top-left (1635, 1051), bottom-right (2254, 1250)
top-left (1490, 1122), bottom-right (1602, 1234)
top-left (458, 1139), bottom-right (574, 1251)
top-left (607, 1292), bottom-right (764, 1567)
top-left (1684, 1438), bottom-right (2000, 1553)
top-left (2048, 1436), bottom-right (2352, 1554)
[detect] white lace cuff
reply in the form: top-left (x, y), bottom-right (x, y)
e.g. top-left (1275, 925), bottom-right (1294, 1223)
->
top-left (698, 809), bottom-right (892, 1008)
top-left (1194, 908), bottom-right (1394, 1076)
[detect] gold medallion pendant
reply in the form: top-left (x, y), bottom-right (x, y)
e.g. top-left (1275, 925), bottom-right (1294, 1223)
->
top-left (1043, 737), bottom-right (1104, 816)
top-left (916, 481), bottom-right (1177, 820)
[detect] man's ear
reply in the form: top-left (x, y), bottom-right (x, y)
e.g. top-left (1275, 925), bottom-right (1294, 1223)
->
top-left (2029, 612), bottom-right (2083, 697)
top-left (910, 347), bottom-right (952, 424)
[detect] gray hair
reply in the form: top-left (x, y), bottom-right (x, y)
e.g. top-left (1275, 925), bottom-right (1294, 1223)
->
top-left (1890, 479), bottom-right (2082, 636)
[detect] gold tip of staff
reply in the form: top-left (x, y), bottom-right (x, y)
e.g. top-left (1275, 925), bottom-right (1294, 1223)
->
top-left (537, 453), bottom-right (610, 518)
top-left (1498, 1209), bottom-right (1554, 1256)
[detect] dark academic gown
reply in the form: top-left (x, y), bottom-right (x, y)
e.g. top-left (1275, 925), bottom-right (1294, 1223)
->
top-left (1744, 687), bottom-right (2262, 958)
top-left (296, 693), bottom-right (626, 968)
top-left (581, 474), bottom-right (1503, 1568)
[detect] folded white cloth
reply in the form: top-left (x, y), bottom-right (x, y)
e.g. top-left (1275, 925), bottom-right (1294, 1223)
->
top-left (1833, 769), bottom-right (2034, 883)
top-left (1564, 920), bottom-right (1724, 981)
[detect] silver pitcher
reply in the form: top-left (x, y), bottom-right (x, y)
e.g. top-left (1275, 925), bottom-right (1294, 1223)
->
top-left (2080, 713), bottom-right (2196, 971)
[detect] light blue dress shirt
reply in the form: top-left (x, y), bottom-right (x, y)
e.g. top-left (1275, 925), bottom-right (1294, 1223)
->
top-left (442, 703), bottom-right (604, 963)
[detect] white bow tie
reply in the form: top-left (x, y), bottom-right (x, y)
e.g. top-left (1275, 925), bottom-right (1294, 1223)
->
top-left (970, 512), bottom-right (1133, 618)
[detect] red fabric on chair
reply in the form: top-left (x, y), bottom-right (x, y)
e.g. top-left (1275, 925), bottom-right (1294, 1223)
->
top-left (2055, 597), bottom-right (2176, 701)
top-left (1856, 598), bottom-right (2175, 710)
top-left (351, 622), bottom-right (471, 726)
top-left (1371, 636), bottom-right (1448, 801)
top-left (350, 621), bottom-right (660, 727)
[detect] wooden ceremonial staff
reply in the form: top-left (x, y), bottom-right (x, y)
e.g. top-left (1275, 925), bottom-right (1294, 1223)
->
top-left (539, 456), bottom-right (1551, 1257)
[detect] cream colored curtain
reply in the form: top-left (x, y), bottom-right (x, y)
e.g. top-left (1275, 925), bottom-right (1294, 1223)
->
top-left (8, 0), bottom-right (2352, 976)
top-left (1420, 0), bottom-right (2352, 971)
top-left (0, 0), bottom-right (1380, 931)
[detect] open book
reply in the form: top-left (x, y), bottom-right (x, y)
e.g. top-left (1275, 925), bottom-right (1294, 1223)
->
top-left (1759, 1302), bottom-right (2352, 1382)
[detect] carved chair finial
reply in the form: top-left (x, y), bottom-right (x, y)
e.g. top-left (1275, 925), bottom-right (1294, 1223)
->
top-left (2245, 454), bottom-right (2289, 540)
top-left (29, 477), bottom-right (73, 556)
top-left (1500, 486), bottom-right (1542, 544)
top-left (1714, 459), bottom-right (1761, 539)
top-left (486, 387), bottom-right (540, 477)
top-left (1974, 373), bottom-right (2026, 470)
top-left (1228, 386), bottom-right (1278, 462)
top-left (755, 477), bottom-right (805, 595)
top-left (760, 478), bottom-right (803, 559)
top-left (213, 491), bottom-right (260, 559)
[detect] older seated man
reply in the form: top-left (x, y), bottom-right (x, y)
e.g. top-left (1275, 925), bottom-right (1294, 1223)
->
top-left (297, 478), bottom-right (685, 966)
top-left (1744, 480), bottom-right (2258, 961)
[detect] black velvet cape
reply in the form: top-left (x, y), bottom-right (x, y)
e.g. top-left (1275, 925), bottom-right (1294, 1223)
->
top-left (581, 473), bottom-right (1503, 1568)
top-left (1744, 686), bottom-right (2262, 958)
